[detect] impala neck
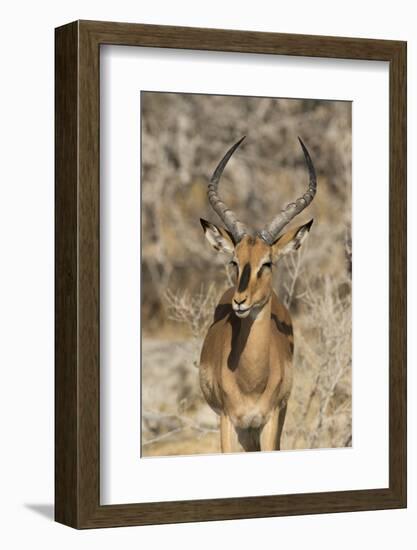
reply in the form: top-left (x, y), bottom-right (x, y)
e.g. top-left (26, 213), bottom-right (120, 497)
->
top-left (229, 296), bottom-right (272, 392)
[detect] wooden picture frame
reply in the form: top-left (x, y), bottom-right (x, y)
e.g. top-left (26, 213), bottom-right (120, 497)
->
top-left (55, 20), bottom-right (407, 529)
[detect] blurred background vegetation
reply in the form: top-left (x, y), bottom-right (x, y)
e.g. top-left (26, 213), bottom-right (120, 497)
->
top-left (141, 92), bottom-right (352, 457)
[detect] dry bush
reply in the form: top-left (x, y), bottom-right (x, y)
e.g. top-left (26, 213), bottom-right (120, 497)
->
top-left (284, 273), bottom-right (352, 449)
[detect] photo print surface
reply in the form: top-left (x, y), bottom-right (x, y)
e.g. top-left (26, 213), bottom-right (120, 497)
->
top-left (141, 91), bottom-right (352, 458)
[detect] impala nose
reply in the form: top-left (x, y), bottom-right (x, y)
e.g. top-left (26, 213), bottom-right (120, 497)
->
top-left (233, 297), bottom-right (247, 306)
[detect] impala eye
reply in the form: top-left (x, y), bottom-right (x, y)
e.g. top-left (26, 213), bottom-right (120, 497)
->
top-left (230, 260), bottom-right (238, 268)
top-left (258, 262), bottom-right (272, 277)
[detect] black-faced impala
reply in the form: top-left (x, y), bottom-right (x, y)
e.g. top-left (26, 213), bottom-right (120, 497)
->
top-left (199, 136), bottom-right (317, 452)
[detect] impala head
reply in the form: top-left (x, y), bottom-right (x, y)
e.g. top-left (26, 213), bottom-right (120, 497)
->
top-left (201, 136), bottom-right (316, 319)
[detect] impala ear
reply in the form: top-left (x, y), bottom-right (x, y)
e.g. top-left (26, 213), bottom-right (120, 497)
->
top-left (271, 219), bottom-right (313, 261)
top-left (200, 218), bottom-right (235, 255)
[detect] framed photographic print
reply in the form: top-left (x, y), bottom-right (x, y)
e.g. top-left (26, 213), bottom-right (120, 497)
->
top-left (55, 20), bottom-right (406, 528)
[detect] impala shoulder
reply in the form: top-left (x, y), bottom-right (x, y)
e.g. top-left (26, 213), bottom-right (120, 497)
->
top-left (210, 287), bottom-right (235, 324)
top-left (218, 287), bottom-right (235, 305)
top-left (271, 292), bottom-right (292, 321)
top-left (270, 293), bottom-right (293, 337)
top-left (199, 358), bottom-right (223, 415)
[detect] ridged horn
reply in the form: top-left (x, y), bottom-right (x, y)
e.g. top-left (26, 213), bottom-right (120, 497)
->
top-left (207, 137), bottom-right (248, 242)
top-left (259, 137), bottom-right (317, 244)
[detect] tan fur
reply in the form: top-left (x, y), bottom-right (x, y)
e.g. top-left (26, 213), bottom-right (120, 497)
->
top-left (199, 231), bottom-right (303, 453)
top-left (199, 135), bottom-right (315, 453)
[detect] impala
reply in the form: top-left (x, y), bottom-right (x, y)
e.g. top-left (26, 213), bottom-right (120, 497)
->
top-left (199, 136), bottom-right (317, 452)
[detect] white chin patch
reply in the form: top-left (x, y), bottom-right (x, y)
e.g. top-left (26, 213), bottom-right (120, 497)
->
top-left (235, 309), bottom-right (251, 319)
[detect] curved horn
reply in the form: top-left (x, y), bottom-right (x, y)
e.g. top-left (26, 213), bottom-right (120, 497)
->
top-left (260, 137), bottom-right (317, 244)
top-left (207, 137), bottom-right (248, 242)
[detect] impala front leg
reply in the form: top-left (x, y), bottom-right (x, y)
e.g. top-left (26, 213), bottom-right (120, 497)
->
top-left (220, 414), bottom-right (241, 453)
top-left (260, 405), bottom-right (287, 451)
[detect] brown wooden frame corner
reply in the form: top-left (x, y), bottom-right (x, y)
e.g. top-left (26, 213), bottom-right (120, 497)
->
top-left (55, 20), bottom-right (407, 529)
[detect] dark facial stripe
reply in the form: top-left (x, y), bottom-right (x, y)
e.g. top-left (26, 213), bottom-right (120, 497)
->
top-left (238, 263), bottom-right (251, 292)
